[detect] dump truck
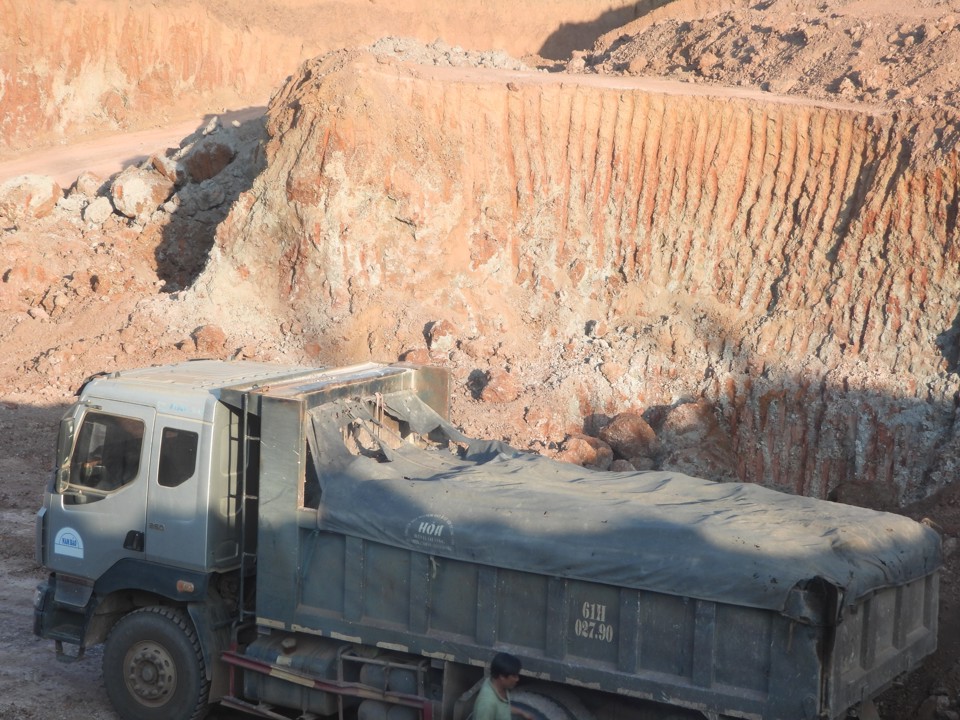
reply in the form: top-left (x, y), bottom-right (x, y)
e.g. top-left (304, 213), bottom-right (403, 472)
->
top-left (34, 360), bottom-right (941, 720)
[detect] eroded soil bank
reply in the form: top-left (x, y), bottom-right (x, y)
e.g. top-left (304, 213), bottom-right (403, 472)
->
top-left (198, 51), bottom-right (960, 507)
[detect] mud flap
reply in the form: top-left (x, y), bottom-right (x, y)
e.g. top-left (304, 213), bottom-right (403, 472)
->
top-left (55, 640), bottom-right (86, 663)
top-left (857, 699), bottom-right (880, 720)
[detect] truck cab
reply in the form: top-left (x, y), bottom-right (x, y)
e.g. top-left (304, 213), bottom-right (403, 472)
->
top-left (37, 361), bottom-right (310, 579)
top-left (34, 361), bottom-right (333, 716)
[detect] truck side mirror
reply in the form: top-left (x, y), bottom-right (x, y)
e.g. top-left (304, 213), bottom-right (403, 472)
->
top-left (55, 417), bottom-right (75, 494)
top-left (55, 467), bottom-right (71, 495)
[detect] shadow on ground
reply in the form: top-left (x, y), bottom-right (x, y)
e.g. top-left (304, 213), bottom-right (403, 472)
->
top-left (155, 109), bottom-right (268, 292)
top-left (538, 0), bottom-right (672, 59)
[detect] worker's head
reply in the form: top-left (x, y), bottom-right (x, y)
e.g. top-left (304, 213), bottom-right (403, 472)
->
top-left (489, 652), bottom-right (522, 681)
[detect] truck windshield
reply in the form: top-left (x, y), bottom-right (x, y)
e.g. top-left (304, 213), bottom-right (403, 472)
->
top-left (66, 411), bottom-right (145, 496)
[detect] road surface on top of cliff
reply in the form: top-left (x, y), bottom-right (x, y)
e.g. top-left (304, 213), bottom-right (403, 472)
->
top-left (0, 107), bottom-right (267, 188)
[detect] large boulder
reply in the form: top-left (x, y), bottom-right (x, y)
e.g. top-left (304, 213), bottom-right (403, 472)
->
top-left (557, 433), bottom-right (614, 470)
top-left (480, 368), bottom-right (521, 404)
top-left (110, 167), bottom-right (175, 221)
top-left (181, 135), bottom-right (237, 182)
top-left (0, 175), bottom-right (62, 222)
top-left (598, 412), bottom-right (660, 460)
top-left (658, 401), bottom-right (737, 482)
top-left (72, 171), bottom-right (106, 197)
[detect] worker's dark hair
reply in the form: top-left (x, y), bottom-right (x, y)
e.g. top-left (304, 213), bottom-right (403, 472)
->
top-left (490, 652), bottom-right (522, 679)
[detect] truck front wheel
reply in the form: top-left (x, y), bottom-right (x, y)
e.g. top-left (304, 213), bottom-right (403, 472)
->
top-left (102, 606), bottom-right (210, 720)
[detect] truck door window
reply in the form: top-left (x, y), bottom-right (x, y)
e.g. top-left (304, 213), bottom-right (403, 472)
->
top-left (68, 412), bottom-right (144, 495)
top-left (158, 428), bottom-right (199, 488)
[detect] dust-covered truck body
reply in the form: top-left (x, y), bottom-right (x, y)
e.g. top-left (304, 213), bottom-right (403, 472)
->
top-left (33, 360), bottom-right (941, 720)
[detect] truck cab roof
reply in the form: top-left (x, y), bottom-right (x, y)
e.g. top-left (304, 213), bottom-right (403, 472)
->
top-left (76, 360), bottom-right (324, 422)
top-left (75, 360), bottom-right (418, 423)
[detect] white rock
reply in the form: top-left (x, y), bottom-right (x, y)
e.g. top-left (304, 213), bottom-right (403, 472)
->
top-left (110, 167), bottom-right (175, 220)
top-left (83, 196), bottom-right (115, 225)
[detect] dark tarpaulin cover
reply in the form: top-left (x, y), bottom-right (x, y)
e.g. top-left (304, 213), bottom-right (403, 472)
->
top-left (306, 391), bottom-right (941, 617)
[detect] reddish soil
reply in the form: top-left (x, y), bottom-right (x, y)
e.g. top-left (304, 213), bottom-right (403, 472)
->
top-left (2, 1), bottom-right (960, 719)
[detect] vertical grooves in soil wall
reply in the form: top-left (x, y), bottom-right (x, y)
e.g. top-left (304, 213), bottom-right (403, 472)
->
top-left (211, 54), bottom-right (960, 505)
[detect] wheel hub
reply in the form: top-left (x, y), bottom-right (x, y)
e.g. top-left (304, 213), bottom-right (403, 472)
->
top-left (124, 641), bottom-right (177, 706)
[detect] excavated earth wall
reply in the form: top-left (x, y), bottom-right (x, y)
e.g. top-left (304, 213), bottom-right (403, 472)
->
top-left (201, 51), bottom-right (960, 506)
top-left (0, 0), bottom-right (647, 157)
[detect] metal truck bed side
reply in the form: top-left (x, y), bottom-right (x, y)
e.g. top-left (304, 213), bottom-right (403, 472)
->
top-left (250, 377), bottom-right (940, 720)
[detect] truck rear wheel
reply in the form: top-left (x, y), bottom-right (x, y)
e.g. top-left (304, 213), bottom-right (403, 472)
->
top-left (102, 606), bottom-right (209, 720)
top-left (511, 689), bottom-right (595, 720)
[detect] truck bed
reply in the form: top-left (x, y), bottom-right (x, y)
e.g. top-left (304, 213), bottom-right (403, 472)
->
top-left (250, 377), bottom-right (940, 720)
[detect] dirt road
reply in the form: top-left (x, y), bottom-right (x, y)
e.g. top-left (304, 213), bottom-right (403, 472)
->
top-left (0, 107), bottom-right (266, 188)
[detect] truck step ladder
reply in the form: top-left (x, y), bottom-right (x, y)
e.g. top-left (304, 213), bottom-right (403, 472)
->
top-left (237, 392), bottom-right (261, 624)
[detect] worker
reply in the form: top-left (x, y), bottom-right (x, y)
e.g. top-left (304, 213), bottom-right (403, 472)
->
top-left (472, 652), bottom-right (534, 720)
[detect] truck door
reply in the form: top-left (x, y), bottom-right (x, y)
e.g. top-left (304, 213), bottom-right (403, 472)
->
top-left (45, 401), bottom-right (154, 581)
top-left (144, 419), bottom-right (206, 570)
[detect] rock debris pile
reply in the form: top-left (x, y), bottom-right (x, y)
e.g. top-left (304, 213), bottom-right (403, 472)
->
top-left (582, 0), bottom-right (960, 113)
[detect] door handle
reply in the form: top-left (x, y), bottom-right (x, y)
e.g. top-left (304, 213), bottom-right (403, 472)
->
top-left (123, 530), bottom-right (144, 552)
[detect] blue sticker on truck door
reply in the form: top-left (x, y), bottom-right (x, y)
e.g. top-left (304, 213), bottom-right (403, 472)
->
top-left (53, 527), bottom-right (84, 558)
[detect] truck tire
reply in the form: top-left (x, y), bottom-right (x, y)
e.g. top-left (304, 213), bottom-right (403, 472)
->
top-left (102, 606), bottom-right (210, 720)
top-left (511, 689), bottom-right (595, 720)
